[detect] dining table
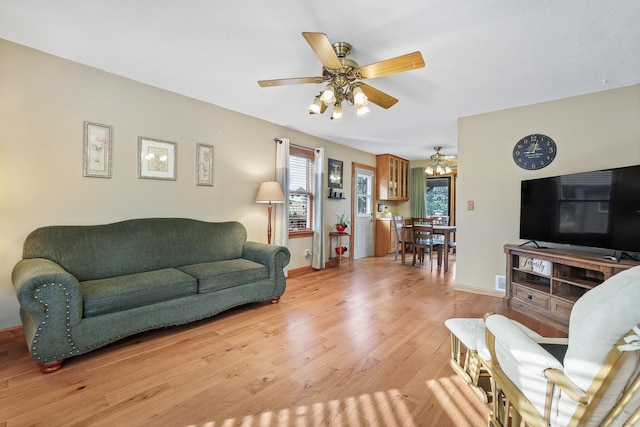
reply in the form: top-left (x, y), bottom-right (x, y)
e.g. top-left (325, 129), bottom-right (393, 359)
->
top-left (433, 225), bottom-right (456, 272)
top-left (404, 223), bottom-right (457, 272)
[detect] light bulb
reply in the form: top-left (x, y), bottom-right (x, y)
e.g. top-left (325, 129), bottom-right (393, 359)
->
top-left (321, 84), bottom-right (336, 104)
top-left (425, 166), bottom-right (434, 175)
top-left (352, 86), bottom-right (367, 106)
top-left (331, 103), bottom-right (343, 120)
top-left (356, 104), bottom-right (370, 117)
top-left (308, 96), bottom-right (322, 114)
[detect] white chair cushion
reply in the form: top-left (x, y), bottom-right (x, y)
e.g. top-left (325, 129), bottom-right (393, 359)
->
top-left (445, 317), bottom-right (540, 356)
top-left (486, 314), bottom-right (564, 418)
top-left (477, 319), bottom-right (541, 361)
top-left (555, 265), bottom-right (640, 427)
top-left (445, 318), bottom-right (485, 350)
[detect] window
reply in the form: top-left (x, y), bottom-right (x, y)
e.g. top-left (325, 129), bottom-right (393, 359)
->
top-left (356, 173), bottom-right (373, 215)
top-left (426, 176), bottom-right (450, 216)
top-left (288, 146), bottom-right (314, 235)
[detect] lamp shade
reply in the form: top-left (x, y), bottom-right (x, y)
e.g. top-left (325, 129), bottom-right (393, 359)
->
top-left (255, 181), bottom-right (285, 203)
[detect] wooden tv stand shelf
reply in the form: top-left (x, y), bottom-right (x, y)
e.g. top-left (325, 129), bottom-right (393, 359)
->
top-left (504, 244), bottom-right (638, 331)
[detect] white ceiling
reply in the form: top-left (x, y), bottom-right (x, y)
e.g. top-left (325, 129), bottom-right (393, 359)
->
top-left (1, 1), bottom-right (639, 161)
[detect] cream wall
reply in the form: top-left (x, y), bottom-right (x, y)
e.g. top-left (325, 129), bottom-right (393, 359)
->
top-left (456, 85), bottom-right (640, 293)
top-left (3, 39), bottom-right (638, 330)
top-left (0, 39), bottom-right (374, 329)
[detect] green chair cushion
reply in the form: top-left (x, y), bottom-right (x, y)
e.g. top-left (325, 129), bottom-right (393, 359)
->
top-left (179, 259), bottom-right (269, 293)
top-left (80, 268), bottom-right (197, 318)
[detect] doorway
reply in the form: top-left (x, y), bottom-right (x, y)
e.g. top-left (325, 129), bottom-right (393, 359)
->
top-left (353, 165), bottom-right (375, 259)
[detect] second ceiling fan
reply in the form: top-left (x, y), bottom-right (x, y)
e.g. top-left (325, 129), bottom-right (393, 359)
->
top-left (258, 32), bottom-right (425, 120)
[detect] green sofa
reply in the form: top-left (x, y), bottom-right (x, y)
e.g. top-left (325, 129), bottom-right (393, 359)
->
top-left (12, 218), bottom-right (291, 373)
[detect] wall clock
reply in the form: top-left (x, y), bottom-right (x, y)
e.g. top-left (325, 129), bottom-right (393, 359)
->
top-left (513, 134), bottom-right (557, 170)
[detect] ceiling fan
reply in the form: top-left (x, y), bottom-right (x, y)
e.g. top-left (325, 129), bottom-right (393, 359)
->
top-left (258, 32), bottom-right (425, 120)
top-left (425, 146), bottom-right (457, 176)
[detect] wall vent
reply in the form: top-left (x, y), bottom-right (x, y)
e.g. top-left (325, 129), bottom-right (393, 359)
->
top-left (495, 275), bottom-right (506, 291)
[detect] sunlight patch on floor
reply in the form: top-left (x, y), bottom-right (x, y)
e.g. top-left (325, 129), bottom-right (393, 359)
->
top-left (425, 375), bottom-right (487, 427)
top-left (184, 388), bottom-right (417, 427)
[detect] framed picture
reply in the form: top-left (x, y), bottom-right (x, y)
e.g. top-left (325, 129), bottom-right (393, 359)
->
top-left (195, 143), bottom-right (214, 186)
top-left (83, 121), bottom-right (112, 178)
top-left (328, 158), bottom-right (343, 188)
top-left (138, 137), bottom-right (177, 180)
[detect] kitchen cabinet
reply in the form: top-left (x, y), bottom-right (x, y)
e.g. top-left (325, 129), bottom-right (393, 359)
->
top-left (375, 219), bottom-right (397, 256)
top-left (376, 154), bottom-right (409, 201)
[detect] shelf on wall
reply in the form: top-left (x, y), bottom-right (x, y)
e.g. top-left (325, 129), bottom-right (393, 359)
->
top-left (327, 189), bottom-right (346, 199)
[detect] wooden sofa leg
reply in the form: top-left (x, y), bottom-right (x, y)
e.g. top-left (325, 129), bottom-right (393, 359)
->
top-left (270, 297), bottom-right (281, 304)
top-left (38, 359), bottom-right (64, 373)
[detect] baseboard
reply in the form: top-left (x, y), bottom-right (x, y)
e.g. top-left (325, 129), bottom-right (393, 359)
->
top-left (0, 325), bottom-right (24, 343)
top-left (288, 265), bottom-right (315, 278)
top-left (453, 283), bottom-right (505, 298)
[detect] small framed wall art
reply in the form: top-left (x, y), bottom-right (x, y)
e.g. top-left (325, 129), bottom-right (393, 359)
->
top-left (83, 121), bottom-right (112, 178)
top-left (195, 143), bottom-right (214, 186)
top-left (328, 158), bottom-right (343, 189)
top-left (138, 137), bottom-right (177, 180)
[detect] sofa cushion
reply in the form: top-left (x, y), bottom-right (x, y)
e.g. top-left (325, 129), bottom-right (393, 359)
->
top-left (22, 219), bottom-right (248, 281)
top-left (179, 259), bottom-right (269, 293)
top-left (80, 268), bottom-right (197, 318)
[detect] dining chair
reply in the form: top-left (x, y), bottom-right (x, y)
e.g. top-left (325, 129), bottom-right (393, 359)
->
top-left (391, 215), bottom-right (410, 264)
top-left (429, 215), bottom-right (449, 225)
top-left (430, 215), bottom-right (456, 253)
top-left (411, 217), bottom-right (431, 225)
top-left (410, 219), bottom-right (443, 270)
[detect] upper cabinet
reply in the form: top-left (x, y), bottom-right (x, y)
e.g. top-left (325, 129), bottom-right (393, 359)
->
top-left (376, 154), bottom-right (410, 201)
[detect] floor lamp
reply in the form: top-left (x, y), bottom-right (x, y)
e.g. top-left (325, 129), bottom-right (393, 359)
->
top-left (255, 181), bottom-right (285, 244)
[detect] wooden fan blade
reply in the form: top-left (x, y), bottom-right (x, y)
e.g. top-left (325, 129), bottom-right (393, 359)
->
top-left (359, 51), bottom-right (425, 79)
top-left (302, 32), bottom-right (342, 70)
top-left (359, 83), bottom-right (398, 109)
top-left (258, 76), bottom-right (326, 87)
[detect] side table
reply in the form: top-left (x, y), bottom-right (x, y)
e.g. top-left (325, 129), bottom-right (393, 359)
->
top-left (329, 231), bottom-right (350, 267)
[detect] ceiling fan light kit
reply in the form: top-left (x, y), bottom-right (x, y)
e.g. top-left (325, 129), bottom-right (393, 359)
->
top-left (321, 84), bottom-right (336, 104)
top-left (331, 103), bottom-right (343, 120)
top-left (259, 32), bottom-right (425, 121)
top-left (356, 104), bottom-right (370, 117)
top-left (308, 95), bottom-right (323, 114)
top-left (425, 146), bottom-right (455, 176)
top-left (352, 86), bottom-right (367, 106)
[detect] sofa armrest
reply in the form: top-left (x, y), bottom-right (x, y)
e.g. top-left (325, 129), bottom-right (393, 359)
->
top-left (242, 242), bottom-right (291, 298)
top-left (12, 258), bottom-right (83, 324)
top-left (242, 241), bottom-right (291, 276)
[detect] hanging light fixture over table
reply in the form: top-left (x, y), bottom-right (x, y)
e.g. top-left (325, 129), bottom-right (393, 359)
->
top-left (425, 146), bottom-right (453, 176)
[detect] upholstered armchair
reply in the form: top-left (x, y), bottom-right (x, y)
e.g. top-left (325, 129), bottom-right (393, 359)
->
top-left (483, 265), bottom-right (640, 427)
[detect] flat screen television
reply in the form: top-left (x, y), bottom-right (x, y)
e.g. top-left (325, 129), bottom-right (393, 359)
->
top-left (519, 164), bottom-right (640, 253)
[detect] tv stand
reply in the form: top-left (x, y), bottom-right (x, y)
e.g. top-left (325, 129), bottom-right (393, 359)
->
top-left (504, 244), bottom-right (638, 331)
top-left (518, 240), bottom-right (547, 249)
top-left (619, 251), bottom-right (640, 262)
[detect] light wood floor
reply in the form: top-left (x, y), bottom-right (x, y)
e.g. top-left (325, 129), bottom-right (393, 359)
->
top-left (0, 255), bottom-right (564, 427)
